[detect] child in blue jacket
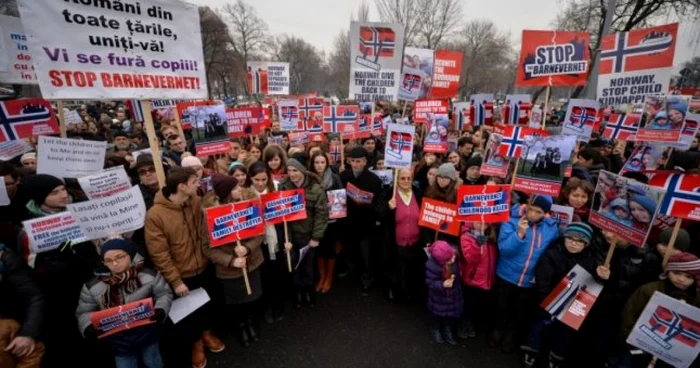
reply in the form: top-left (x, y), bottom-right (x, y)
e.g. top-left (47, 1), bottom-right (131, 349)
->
top-left (488, 195), bottom-right (559, 354)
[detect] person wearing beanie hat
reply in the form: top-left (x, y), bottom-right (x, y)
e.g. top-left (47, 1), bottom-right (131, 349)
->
top-left (655, 227), bottom-right (691, 258)
top-left (181, 156), bottom-right (204, 178)
top-left (618, 252), bottom-right (700, 366)
top-left (521, 222), bottom-right (609, 367)
top-left (210, 173), bottom-right (238, 203)
top-left (112, 131), bottom-right (136, 153)
top-left (628, 194), bottom-right (656, 230)
top-left (278, 156), bottom-right (328, 307)
top-left (490, 192), bottom-right (559, 354)
top-left (20, 152), bottom-right (37, 171)
top-left (340, 142), bottom-right (383, 295)
top-left (424, 163), bottom-right (459, 245)
top-left (426, 240), bottom-right (463, 345)
top-left (23, 174), bottom-right (68, 214)
top-left (464, 156), bottom-right (483, 185)
top-left (667, 97), bottom-right (688, 126)
top-left (76, 237), bottom-right (173, 368)
top-left (436, 163), bottom-right (456, 181)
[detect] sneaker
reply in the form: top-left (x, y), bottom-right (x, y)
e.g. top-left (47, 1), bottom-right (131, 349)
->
top-left (458, 322), bottom-right (476, 339)
top-left (431, 327), bottom-right (444, 344)
top-left (548, 352), bottom-right (564, 368)
top-left (520, 347), bottom-right (538, 368)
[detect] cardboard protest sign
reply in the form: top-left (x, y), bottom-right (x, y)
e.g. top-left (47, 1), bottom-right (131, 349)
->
top-left (601, 112), bottom-right (640, 141)
top-left (452, 102), bottom-right (469, 131)
top-left (541, 265), bottom-right (603, 331)
top-left (226, 107), bottom-right (269, 138)
top-left (288, 131), bottom-right (309, 147)
top-left (516, 30), bottom-right (590, 87)
top-left (481, 132), bottom-right (509, 178)
top-left (89, 298), bottom-right (155, 339)
top-left (637, 95), bottom-right (691, 142)
top-left (63, 109), bottom-right (83, 126)
top-left (414, 99), bottom-right (448, 124)
top-left (247, 61), bottom-right (289, 95)
top-left (671, 112), bottom-right (700, 151)
top-left (260, 189), bottom-right (307, 225)
top-left (0, 140), bottom-right (33, 161)
top-left (469, 94), bottom-right (494, 127)
top-left (0, 15), bottom-right (36, 84)
top-left (322, 105), bottom-right (359, 134)
top-left (549, 204), bottom-right (574, 228)
top-left (181, 103), bottom-right (228, 156)
top-left (562, 99), bottom-right (599, 142)
top-left (589, 170), bottom-right (665, 246)
top-left (502, 94), bottom-right (532, 125)
top-left (327, 189), bottom-right (347, 219)
top-left (298, 97), bottom-right (326, 133)
top-left (384, 123), bottom-right (415, 169)
top-left (398, 47), bottom-right (434, 101)
top-left (78, 167), bottom-right (131, 199)
top-left (37, 136), bottom-right (107, 178)
top-left (205, 199), bottom-right (265, 247)
top-left (430, 50), bottom-right (462, 99)
top-left (67, 185), bottom-right (146, 240)
top-left (348, 22), bottom-right (405, 103)
top-left (418, 198), bottom-right (460, 236)
top-left (22, 212), bottom-right (87, 254)
top-left (648, 171), bottom-right (700, 221)
top-left (513, 135), bottom-right (577, 196)
top-left (497, 126), bottom-right (548, 157)
top-left (18, 0), bottom-right (207, 99)
top-left (278, 99), bottom-right (300, 131)
top-left (626, 291), bottom-right (700, 368)
top-left (346, 182), bottom-right (374, 206)
top-left (597, 23), bottom-right (678, 106)
top-left (456, 185), bottom-right (510, 223)
top-left (620, 144), bottom-right (667, 175)
top-left (0, 99), bottom-right (59, 142)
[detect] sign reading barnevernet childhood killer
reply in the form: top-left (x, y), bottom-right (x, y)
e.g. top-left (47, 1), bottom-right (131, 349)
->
top-left (456, 185), bottom-right (510, 223)
top-left (260, 189), bottom-right (307, 225)
top-left (89, 298), bottom-right (155, 339)
top-left (205, 199), bottom-right (265, 247)
top-left (17, 0), bottom-right (207, 99)
top-left (349, 21), bottom-right (405, 102)
top-left (516, 30), bottom-right (590, 87)
top-left (418, 198), bottom-right (459, 236)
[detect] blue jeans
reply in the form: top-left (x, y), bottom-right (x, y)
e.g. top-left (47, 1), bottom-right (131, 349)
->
top-left (524, 315), bottom-right (572, 358)
top-left (114, 342), bottom-right (163, 368)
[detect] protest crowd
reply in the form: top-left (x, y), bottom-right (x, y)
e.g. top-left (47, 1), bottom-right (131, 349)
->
top-left (1, 2), bottom-right (700, 368)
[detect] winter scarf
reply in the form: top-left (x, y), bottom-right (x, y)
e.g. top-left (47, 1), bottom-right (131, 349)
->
top-left (251, 187), bottom-right (279, 259)
top-left (99, 260), bottom-right (144, 308)
top-left (323, 168), bottom-right (334, 189)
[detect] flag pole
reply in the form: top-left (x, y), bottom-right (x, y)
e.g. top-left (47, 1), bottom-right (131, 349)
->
top-left (57, 101), bottom-right (67, 138)
top-left (141, 100), bottom-right (167, 188)
top-left (236, 239), bottom-right (252, 295)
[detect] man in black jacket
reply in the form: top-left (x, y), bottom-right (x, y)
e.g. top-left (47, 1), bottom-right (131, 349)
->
top-left (340, 147), bottom-right (383, 295)
top-left (0, 245), bottom-right (45, 368)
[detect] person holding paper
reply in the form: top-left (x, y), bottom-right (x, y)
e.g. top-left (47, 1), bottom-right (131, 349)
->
top-left (202, 175), bottom-right (265, 348)
top-left (279, 158), bottom-right (329, 307)
top-left (76, 238), bottom-right (172, 368)
top-left (145, 167), bottom-right (225, 368)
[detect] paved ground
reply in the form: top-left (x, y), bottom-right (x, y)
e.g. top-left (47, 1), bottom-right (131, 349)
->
top-left (208, 277), bottom-right (520, 368)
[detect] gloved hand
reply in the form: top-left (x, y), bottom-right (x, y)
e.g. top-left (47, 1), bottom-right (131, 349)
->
top-left (83, 325), bottom-right (99, 339)
top-left (151, 308), bottom-right (167, 324)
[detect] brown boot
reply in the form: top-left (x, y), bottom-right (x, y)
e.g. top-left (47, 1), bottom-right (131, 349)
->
top-left (202, 330), bottom-right (225, 353)
top-left (315, 258), bottom-right (326, 292)
top-left (321, 259), bottom-right (336, 293)
top-left (192, 339), bottom-right (207, 368)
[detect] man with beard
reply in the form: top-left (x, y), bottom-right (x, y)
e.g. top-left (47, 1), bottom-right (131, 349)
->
top-left (109, 131), bottom-right (137, 156)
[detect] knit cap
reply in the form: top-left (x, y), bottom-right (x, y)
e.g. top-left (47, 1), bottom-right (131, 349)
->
top-left (101, 238), bottom-right (136, 261)
top-left (429, 241), bottom-right (455, 266)
top-left (348, 147), bottom-right (368, 159)
top-left (23, 174), bottom-right (65, 206)
top-left (610, 198), bottom-right (629, 212)
top-left (181, 156), bottom-right (203, 168)
top-left (629, 194), bottom-right (656, 217)
top-left (287, 158), bottom-right (308, 175)
top-left (437, 163), bottom-right (456, 181)
top-left (658, 227), bottom-right (690, 252)
top-left (564, 222), bottom-right (593, 246)
top-left (20, 152), bottom-right (36, 164)
top-left (466, 156), bottom-right (483, 169)
top-left (661, 252), bottom-right (700, 289)
top-left (211, 173), bottom-right (238, 201)
top-left (530, 194), bottom-right (552, 213)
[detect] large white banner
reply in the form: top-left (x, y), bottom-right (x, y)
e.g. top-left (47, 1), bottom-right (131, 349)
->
top-left (0, 15), bottom-right (37, 84)
top-left (37, 136), bottom-right (107, 178)
top-left (17, 0), bottom-right (207, 99)
top-left (349, 22), bottom-right (405, 103)
top-left (67, 185), bottom-right (146, 240)
top-left (246, 62), bottom-right (290, 95)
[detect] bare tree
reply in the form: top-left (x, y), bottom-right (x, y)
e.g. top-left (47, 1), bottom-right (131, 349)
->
top-left (374, 0), bottom-right (421, 46)
top-left (0, 0), bottom-right (18, 16)
top-left (199, 7), bottom-right (237, 98)
top-left (220, 0), bottom-right (269, 94)
top-left (355, 0), bottom-right (371, 22)
top-left (325, 30), bottom-right (352, 98)
top-left (415, 0), bottom-right (462, 49)
top-left (271, 36), bottom-right (326, 94)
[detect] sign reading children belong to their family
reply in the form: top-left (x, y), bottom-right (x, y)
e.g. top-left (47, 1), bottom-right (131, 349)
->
top-left (418, 198), bottom-right (460, 236)
top-left (260, 189), bottom-right (307, 225)
top-left (516, 30), bottom-right (590, 87)
top-left (348, 21), bottom-right (405, 102)
top-left (17, 0), bottom-right (207, 99)
top-left (205, 199), bottom-right (265, 247)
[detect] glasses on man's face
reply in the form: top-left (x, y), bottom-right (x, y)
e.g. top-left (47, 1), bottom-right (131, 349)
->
top-left (103, 254), bottom-right (129, 265)
top-left (138, 167), bottom-right (156, 176)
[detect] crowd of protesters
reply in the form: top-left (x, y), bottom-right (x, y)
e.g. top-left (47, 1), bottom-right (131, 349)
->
top-left (1, 99), bottom-right (700, 368)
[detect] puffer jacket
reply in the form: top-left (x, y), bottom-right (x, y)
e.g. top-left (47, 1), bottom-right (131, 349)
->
top-left (278, 176), bottom-right (329, 245)
top-left (496, 214), bottom-right (559, 288)
top-left (533, 239), bottom-right (599, 302)
top-left (459, 225), bottom-right (497, 291)
top-left (145, 190), bottom-right (209, 289)
top-left (75, 254), bottom-right (173, 354)
top-left (426, 257), bottom-right (463, 318)
top-left (202, 188), bottom-right (265, 279)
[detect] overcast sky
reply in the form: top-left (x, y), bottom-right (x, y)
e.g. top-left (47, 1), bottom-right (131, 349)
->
top-left (192, 0), bottom-right (697, 72)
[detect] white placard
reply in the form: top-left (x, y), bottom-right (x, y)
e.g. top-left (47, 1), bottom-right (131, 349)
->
top-left (0, 177), bottom-right (10, 206)
top-left (383, 123), bottom-right (415, 169)
top-left (67, 185), bottom-right (146, 240)
top-left (0, 22), bottom-right (9, 72)
top-left (349, 22), bottom-right (405, 103)
top-left (37, 136), bottom-right (107, 178)
top-left (0, 15), bottom-right (37, 84)
top-left (278, 99), bottom-right (299, 131)
top-left (0, 140), bottom-right (33, 161)
top-left (169, 287), bottom-right (210, 324)
top-left (63, 108), bottom-right (83, 126)
top-left (22, 212), bottom-right (87, 254)
top-left (561, 99), bottom-right (600, 142)
top-left (246, 61), bottom-right (290, 95)
top-left (17, 0), bottom-right (207, 99)
top-left (78, 167), bottom-right (132, 199)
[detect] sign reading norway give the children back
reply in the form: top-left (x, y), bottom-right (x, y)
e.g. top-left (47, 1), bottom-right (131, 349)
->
top-left (17, 0), bottom-right (207, 99)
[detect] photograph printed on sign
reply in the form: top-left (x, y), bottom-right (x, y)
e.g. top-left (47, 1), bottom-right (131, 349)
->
top-left (398, 47), bottom-right (434, 101)
top-left (589, 170), bottom-right (665, 246)
top-left (620, 144), bottom-right (668, 176)
top-left (423, 113), bottom-right (449, 153)
top-left (637, 95), bottom-right (691, 142)
top-left (513, 135), bottom-right (577, 196)
top-left (185, 104), bottom-right (229, 155)
top-left (481, 132), bottom-right (509, 178)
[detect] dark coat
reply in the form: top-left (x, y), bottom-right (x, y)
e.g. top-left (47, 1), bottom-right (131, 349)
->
top-left (425, 257), bottom-right (463, 318)
top-left (533, 239), bottom-right (599, 302)
top-left (0, 246), bottom-right (44, 338)
top-left (340, 168), bottom-right (383, 240)
top-left (278, 176), bottom-right (329, 245)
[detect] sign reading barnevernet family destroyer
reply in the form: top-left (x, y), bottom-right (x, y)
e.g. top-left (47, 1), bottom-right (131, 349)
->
top-left (205, 199), bottom-right (265, 247)
top-left (349, 21), bottom-right (405, 102)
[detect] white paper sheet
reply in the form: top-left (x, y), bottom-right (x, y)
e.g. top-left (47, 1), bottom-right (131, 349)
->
top-left (168, 288), bottom-right (210, 324)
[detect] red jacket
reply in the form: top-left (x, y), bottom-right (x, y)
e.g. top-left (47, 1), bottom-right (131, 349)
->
top-left (459, 225), bottom-right (497, 290)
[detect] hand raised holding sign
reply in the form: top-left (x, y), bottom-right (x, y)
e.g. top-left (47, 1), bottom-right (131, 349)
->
top-left (517, 216), bottom-right (529, 239)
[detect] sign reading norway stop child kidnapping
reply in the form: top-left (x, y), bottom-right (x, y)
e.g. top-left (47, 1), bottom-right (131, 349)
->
top-left (17, 0), bottom-right (207, 99)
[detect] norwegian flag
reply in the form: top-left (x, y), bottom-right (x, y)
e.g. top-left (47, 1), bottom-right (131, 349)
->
top-left (357, 114), bottom-right (383, 137)
top-left (359, 27), bottom-right (396, 60)
top-left (298, 97), bottom-right (325, 127)
top-left (602, 113), bottom-right (640, 140)
top-left (0, 99), bottom-right (58, 142)
top-left (323, 105), bottom-right (359, 134)
top-left (600, 29), bottom-right (674, 74)
top-left (649, 172), bottom-right (700, 220)
top-left (648, 305), bottom-right (700, 348)
top-left (280, 106), bottom-right (298, 122)
top-left (402, 73), bottom-right (422, 92)
top-left (469, 96), bottom-right (493, 127)
top-left (389, 131), bottom-right (412, 153)
top-left (568, 106), bottom-right (597, 131)
top-left (329, 143), bottom-right (341, 163)
top-left (497, 126), bottom-right (545, 157)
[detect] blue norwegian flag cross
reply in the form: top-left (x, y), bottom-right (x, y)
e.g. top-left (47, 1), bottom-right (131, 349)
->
top-left (600, 32), bottom-right (673, 73)
top-left (0, 103), bottom-right (52, 141)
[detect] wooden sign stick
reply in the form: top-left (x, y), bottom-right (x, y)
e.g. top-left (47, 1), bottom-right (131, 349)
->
top-left (392, 168), bottom-right (399, 201)
top-left (284, 219), bottom-right (292, 272)
top-left (141, 100), bottom-right (167, 188)
top-left (604, 238), bottom-right (617, 268)
top-left (57, 101), bottom-right (67, 138)
top-left (662, 220), bottom-right (683, 269)
top-left (236, 239), bottom-right (252, 295)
